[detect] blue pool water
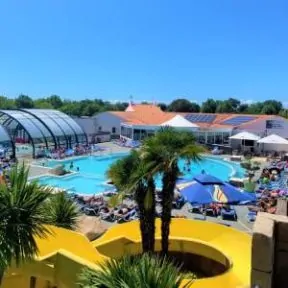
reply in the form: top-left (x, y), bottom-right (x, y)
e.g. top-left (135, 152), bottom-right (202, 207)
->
top-left (35, 154), bottom-right (244, 195)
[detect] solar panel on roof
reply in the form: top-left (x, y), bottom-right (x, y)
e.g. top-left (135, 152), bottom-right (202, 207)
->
top-left (185, 114), bottom-right (216, 123)
top-left (221, 116), bottom-right (257, 126)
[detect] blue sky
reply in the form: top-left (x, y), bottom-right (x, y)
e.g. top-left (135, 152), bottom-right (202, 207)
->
top-left (0, 0), bottom-right (287, 104)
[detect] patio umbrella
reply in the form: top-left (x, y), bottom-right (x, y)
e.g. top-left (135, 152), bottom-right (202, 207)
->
top-left (229, 131), bottom-right (260, 141)
top-left (177, 179), bottom-right (211, 204)
top-left (177, 174), bottom-right (256, 204)
top-left (229, 131), bottom-right (260, 152)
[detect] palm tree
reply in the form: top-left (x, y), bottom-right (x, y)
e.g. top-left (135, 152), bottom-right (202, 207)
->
top-left (107, 150), bottom-right (156, 253)
top-left (143, 128), bottom-right (204, 255)
top-left (78, 253), bottom-right (193, 288)
top-left (0, 164), bottom-right (52, 284)
top-left (41, 192), bottom-right (81, 230)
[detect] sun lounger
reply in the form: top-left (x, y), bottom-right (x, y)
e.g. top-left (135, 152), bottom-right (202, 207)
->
top-left (172, 196), bottom-right (185, 209)
top-left (117, 209), bottom-right (137, 223)
top-left (247, 211), bottom-right (257, 222)
top-left (220, 207), bottom-right (237, 221)
top-left (100, 210), bottom-right (116, 222)
top-left (204, 206), bottom-right (219, 217)
top-left (188, 204), bottom-right (203, 214)
top-left (83, 206), bottom-right (99, 216)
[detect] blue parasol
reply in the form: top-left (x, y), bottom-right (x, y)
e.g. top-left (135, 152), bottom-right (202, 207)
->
top-left (177, 174), bottom-right (256, 204)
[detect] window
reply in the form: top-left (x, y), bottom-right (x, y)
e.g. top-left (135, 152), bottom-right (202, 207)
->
top-left (242, 139), bottom-right (254, 146)
top-left (112, 127), bottom-right (116, 134)
top-left (30, 276), bottom-right (37, 288)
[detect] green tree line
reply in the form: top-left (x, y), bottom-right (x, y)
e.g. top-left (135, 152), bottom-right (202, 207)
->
top-left (0, 94), bottom-right (287, 118)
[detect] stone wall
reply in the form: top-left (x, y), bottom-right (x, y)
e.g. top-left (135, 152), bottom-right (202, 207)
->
top-left (276, 198), bottom-right (288, 216)
top-left (251, 212), bottom-right (288, 288)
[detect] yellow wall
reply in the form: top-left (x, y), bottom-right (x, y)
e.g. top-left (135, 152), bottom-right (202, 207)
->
top-left (1, 219), bottom-right (252, 288)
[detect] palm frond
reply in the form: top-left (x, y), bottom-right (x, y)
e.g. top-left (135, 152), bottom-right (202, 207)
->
top-left (78, 254), bottom-right (193, 288)
top-left (0, 165), bottom-right (50, 268)
top-left (41, 192), bottom-right (81, 230)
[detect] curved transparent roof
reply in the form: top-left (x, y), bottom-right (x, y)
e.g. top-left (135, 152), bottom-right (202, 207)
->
top-left (0, 126), bottom-right (12, 143)
top-left (0, 110), bottom-right (53, 140)
top-left (23, 109), bottom-right (86, 139)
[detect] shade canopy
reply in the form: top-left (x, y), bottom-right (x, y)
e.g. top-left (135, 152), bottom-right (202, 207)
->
top-left (257, 134), bottom-right (288, 145)
top-left (160, 115), bottom-right (199, 128)
top-left (177, 174), bottom-right (256, 204)
top-left (194, 174), bottom-right (223, 185)
top-left (229, 131), bottom-right (260, 141)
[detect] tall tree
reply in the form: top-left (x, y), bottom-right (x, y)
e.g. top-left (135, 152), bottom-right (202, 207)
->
top-left (168, 99), bottom-right (199, 112)
top-left (226, 98), bottom-right (241, 112)
top-left (238, 103), bottom-right (249, 113)
top-left (34, 99), bottom-right (54, 109)
top-left (261, 104), bottom-right (277, 115)
top-left (143, 128), bottom-right (204, 255)
top-left (158, 102), bottom-right (168, 111)
top-left (262, 100), bottom-right (283, 114)
top-left (15, 94), bottom-right (34, 109)
top-left (201, 98), bottom-right (217, 113)
top-left (279, 109), bottom-right (288, 119)
top-left (0, 96), bottom-right (16, 109)
top-left (215, 101), bottom-right (233, 113)
top-left (47, 95), bottom-right (63, 109)
top-left (246, 102), bottom-right (264, 114)
top-left (107, 150), bottom-right (156, 253)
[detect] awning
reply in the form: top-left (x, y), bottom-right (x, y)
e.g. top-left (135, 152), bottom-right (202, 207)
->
top-left (160, 115), bottom-right (199, 128)
top-left (257, 134), bottom-right (288, 144)
top-left (229, 131), bottom-right (260, 141)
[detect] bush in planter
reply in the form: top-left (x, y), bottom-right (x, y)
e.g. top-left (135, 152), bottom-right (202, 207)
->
top-left (51, 164), bottom-right (68, 176)
top-left (240, 160), bottom-right (260, 172)
top-left (78, 253), bottom-right (194, 288)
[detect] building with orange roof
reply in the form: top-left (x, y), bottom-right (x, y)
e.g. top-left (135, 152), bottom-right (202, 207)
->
top-left (75, 103), bottom-right (288, 152)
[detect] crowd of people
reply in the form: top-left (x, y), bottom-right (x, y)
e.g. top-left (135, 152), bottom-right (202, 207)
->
top-left (246, 162), bottom-right (288, 221)
top-left (35, 144), bottom-right (107, 160)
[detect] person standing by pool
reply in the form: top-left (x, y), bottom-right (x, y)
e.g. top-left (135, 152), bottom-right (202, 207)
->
top-left (70, 162), bottom-right (74, 170)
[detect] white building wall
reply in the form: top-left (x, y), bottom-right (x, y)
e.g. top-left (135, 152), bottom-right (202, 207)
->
top-left (93, 112), bottom-right (124, 135)
top-left (234, 116), bottom-right (288, 139)
top-left (260, 143), bottom-right (288, 152)
top-left (73, 117), bottom-right (97, 136)
top-left (73, 116), bottom-right (112, 143)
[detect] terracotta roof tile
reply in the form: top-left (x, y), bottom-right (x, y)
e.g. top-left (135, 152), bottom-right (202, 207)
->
top-left (108, 104), bottom-right (280, 128)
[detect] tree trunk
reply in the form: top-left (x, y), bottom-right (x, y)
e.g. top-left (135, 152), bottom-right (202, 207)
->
top-left (136, 185), bottom-right (150, 253)
top-left (146, 178), bottom-right (156, 252)
top-left (0, 268), bottom-right (4, 286)
top-left (161, 166), bottom-right (178, 255)
top-left (135, 181), bottom-right (156, 253)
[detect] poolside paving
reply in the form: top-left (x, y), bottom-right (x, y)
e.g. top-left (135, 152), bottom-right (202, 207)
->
top-left (26, 142), bottom-right (256, 233)
top-left (100, 202), bottom-right (254, 234)
top-left (28, 165), bottom-right (51, 178)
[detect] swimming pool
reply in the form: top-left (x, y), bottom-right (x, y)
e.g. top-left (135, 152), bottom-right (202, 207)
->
top-left (34, 153), bottom-right (245, 195)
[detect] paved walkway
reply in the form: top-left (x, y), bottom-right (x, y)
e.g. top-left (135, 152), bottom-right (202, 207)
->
top-left (28, 165), bottom-right (51, 178)
top-left (101, 202), bottom-right (254, 234)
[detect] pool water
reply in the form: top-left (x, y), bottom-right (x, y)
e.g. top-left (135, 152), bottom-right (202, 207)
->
top-left (35, 154), bottom-right (244, 195)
